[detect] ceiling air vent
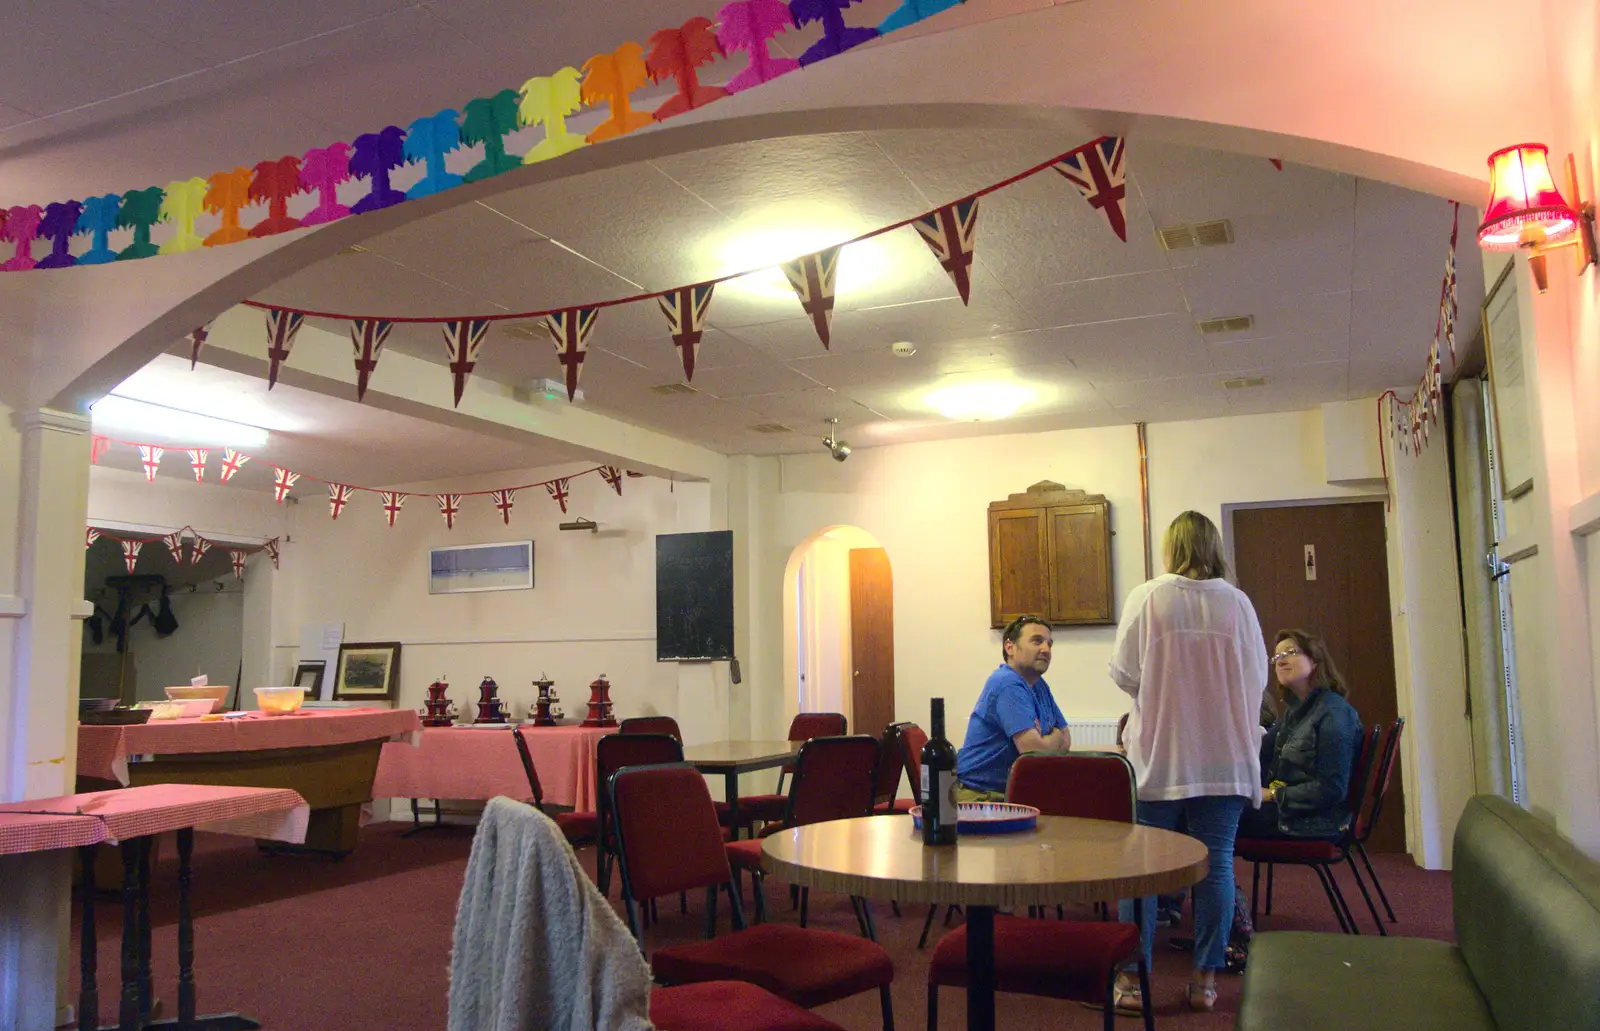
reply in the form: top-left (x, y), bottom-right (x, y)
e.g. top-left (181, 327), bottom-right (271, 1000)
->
top-left (750, 423), bottom-right (793, 434)
top-left (1192, 219), bottom-right (1234, 246)
top-left (1157, 225), bottom-right (1196, 250)
top-left (1222, 375), bottom-right (1268, 390)
top-left (649, 382), bottom-right (700, 396)
top-left (1197, 315), bottom-right (1254, 335)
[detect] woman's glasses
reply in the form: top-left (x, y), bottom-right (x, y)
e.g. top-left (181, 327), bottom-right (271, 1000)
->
top-left (1272, 648), bottom-right (1303, 663)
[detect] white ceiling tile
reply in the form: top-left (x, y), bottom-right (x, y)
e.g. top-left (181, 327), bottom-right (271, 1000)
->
top-left (90, 1), bottom-right (420, 63)
top-left (1022, 270), bottom-right (1188, 328)
top-left (1134, 141), bottom-right (1357, 223)
top-left (722, 311), bottom-right (888, 360)
top-left (691, 359), bottom-right (821, 399)
top-left (1172, 211), bottom-right (1355, 314)
top-left (1207, 332), bottom-right (1349, 372)
top-left (1224, 362), bottom-right (1348, 412)
top-left (1097, 375), bottom-right (1230, 408)
top-left (1053, 314), bottom-right (1212, 383)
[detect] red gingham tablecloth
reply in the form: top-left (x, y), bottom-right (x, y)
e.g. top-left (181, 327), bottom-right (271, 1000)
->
top-left (0, 812), bottom-right (106, 855)
top-left (0, 784), bottom-right (310, 844)
top-left (78, 708), bottom-right (422, 785)
top-left (372, 725), bottom-right (614, 811)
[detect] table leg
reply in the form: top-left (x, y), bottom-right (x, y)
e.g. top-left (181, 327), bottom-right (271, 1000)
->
top-left (78, 844), bottom-right (99, 1031)
top-left (137, 839), bottom-right (153, 1021)
top-left (117, 842), bottom-right (141, 1031)
top-left (176, 829), bottom-right (196, 1025)
top-left (965, 904), bottom-right (996, 1031)
top-left (724, 771), bottom-right (740, 839)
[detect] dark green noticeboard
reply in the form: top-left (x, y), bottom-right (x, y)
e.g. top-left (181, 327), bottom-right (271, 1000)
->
top-left (655, 530), bottom-right (734, 661)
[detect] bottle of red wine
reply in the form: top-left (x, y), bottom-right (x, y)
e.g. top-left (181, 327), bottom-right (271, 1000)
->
top-left (921, 697), bottom-right (958, 845)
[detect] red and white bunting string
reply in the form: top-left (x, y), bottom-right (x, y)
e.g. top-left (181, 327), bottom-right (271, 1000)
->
top-left (271, 466), bottom-right (299, 503)
top-left (161, 532), bottom-right (185, 563)
top-left (1052, 136), bottom-right (1128, 242)
top-left (545, 478), bottom-right (571, 514)
top-left (380, 490), bottom-right (406, 528)
top-left (187, 448), bottom-right (209, 482)
top-left (491, 488), bottom-right (516, 525)
top-left (545, 307), bottom-right (598, 401)
top-left (436, 493), bottom-right (462, 530)
top-left (137, 445), bottom-right (164, 482)
top-left (264, 308), bottom-right (305, 389)
top-left (600, 466), bottom-right (623, 496)
top-left (85, 528), bottom-right (100, 548)
top-left (229, 550), bottom-right (248, 580)
top-left (219, 448), bottom-right (250, 483)
top-left (659, 283), bottom-right (715, 382)
top-left (264, 539), bottom-right (280, 570)
top-left (442, 319), bottom-right (491, 408)
top-left (90, 435), bottom-right (109, 465)
top-left (350, 318), bottom-right (393, 401)
top-left (189, 537), bottom-right (212, 566)
top-left (328, 483), bottom-right (354, 519)
top-left (120, 539), bottom-right (143, 574)
top-left (912, 198), bottom-right (980, 305)
top-left (187, 322), bottom-right (213, 370)
top-left (86, 523), bottom-right (275, 572)
top-left (782, 246), bottom-right (841, 349)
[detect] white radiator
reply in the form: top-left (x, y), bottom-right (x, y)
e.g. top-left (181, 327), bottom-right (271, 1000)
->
top-left (1069, 717), bottom-right (1124, 748)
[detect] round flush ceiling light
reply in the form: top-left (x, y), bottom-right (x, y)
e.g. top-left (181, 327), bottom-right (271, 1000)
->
top-left (924, 382), bottom-right (1034, 422)
top-left (709, 203), bottom-right (898, 302)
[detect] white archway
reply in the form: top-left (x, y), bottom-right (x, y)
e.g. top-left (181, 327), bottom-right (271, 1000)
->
top-left (781, 524), bottom-right (889, 731)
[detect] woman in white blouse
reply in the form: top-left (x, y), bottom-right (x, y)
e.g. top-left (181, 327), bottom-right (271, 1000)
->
top-left (1108, 510), bottom-right (1268, 1013)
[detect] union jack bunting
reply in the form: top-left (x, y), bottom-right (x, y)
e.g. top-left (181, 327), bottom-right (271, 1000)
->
top-left (162, 532), bottom-right (185, 563)
top-left (436, 493), bottom-right (462, 530)
top-left (491, 488), bottom-right (516, 525)
top-left (187, 448), bottom-right (209, 483)
top-left (658, 283), bottom-right (715, 381)
top-left (120, 539), bottom-right (143, 574)
top-left (90, 435), bottom-right (109, 465)
top-left (264, 539), bottom-right (280, 570)
top-left (544, 306), bottom-right (599, 401)
top-left (219, 448), bottom-right (250, 483)
top-left (1053, 136), bottom-right (1128, 242)
top-left (380, 490), bottom-right (407, 528)
top-left (912, 198), bottom-right (980, 305)
top-left (263, 307), bottom-right (305, 389)
top-left (328, 483), bottom-right (354, 520)
top-left (350, 318), bottom-right (393, 401)
top-left (1269, 158), bottom-right (1284, 171)
top-left (442, 319), bottom-right (491, 408)
top-left (187, 321), bottom-right (212, 370)
top-left (271, 467), bottom-right (299, 503)
top-left (1429, 341), bottom-right (1443, 420)
top-left (137, 445), bottom-right (164, 482)
top-left (229, 549), bottom-right (248, 580)
top-left (189, 537), bottom-right (212, 566)
top-left (781, 246), bottom-right (842, 349)
top-left (545, 478), bottom-right (571, 514)
top-left (1438, 202), bottom-right (1460, 366)
top-left (85, 528), bottom-right (100, 548)
top-left (600, 466), bottom-right (623, 496)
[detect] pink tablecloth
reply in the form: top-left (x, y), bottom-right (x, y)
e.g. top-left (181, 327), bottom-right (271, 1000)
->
top-left (372, 725), bottom-right (615, 812)
top-left (0, 784), bottom-right (309, 845)
top-left (78, 708), bottom-right (422, 785)
top-left (0, 812), bottom-right (105, 855)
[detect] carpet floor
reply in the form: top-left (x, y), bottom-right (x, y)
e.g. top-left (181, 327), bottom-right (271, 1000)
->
top-left (67, 822), bottom-right (1454, 1029)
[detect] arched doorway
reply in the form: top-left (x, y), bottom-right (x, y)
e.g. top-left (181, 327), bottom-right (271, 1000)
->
top-left (782, 526), bottom-right (894, 738)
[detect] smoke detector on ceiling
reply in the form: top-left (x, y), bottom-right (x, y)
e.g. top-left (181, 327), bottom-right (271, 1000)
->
top-left (891, 341), bottom-right (917, 357)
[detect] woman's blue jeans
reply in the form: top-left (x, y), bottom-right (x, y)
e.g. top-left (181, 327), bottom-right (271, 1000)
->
top-left (1118, 795), bottom-right (1248, 972)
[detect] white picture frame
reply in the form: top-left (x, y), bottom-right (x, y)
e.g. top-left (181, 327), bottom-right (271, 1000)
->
top-left (428, 540), bottom-right (534, 595)
top-left (1483, 260), bottom-right (1534, 499)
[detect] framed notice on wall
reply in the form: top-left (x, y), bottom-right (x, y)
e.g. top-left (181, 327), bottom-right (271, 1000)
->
top-left (428, 540), bottom-right (533, 594)
top-left (1483, 259), bottom-right (1534, 499)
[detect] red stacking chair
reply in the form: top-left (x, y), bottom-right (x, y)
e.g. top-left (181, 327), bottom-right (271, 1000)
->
top-left (927, 752), bottom-right (1151, 1031)
top-left (898, 723), bottom-right (927, 805)
top-left (511, 726), bottom-right (599, 846)
top-left (873, 724), bottom-right (916, 815)
top-left (1351, 718), bottom-right (1405, 925)
top-left (1238, 725), bottom-right (1384, 935)
top-left (737, 713), bottom-right (849, 826)
top-left (595, 732), bottom-right (683, 897)
top-left (609, 762), bottom-right (898, 1031)
top-left (621, 715), bottom-right (683, 740)
top-left (725, 735), bottom-right (880, 928)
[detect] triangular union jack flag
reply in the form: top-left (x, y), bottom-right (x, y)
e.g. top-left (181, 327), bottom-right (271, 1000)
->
top-left (545, 478), bottom-right (571, 514)
top-left (271, 467), bottom-right (299, 503)
top-left (85, 528), bottom-right (100, 549)
top-left (350, 318), bottom-right (393, 401)
top-left (379, 491), bottom-right (406, 528)
top-left (544, 307), bottom-right (599, 401)
top-left (600, 466), bottom-right (623, 496)
top-left (187, 448), bottom-right (209, 483)
top-left (1438, 201), bottom-right (1460, 367)
top-left (219, 448), bottom-right (250, 483)
top-left (781, 246), bottom-right (842, 349)
top-left (137, 445), bottom-right (164, 482)
top-left (264, 539), bottom-right (280, 570)
top-left (120, 539), bottom-right (143, 574)
top-left (189, 536), bottom-right (212, 566)
top-left (442, 319), bottom-right (490, 408)
top-left (90, 435), bottom-right (109, 465)
top-left (328, 483), bottom-right (354, 520)
top-left (228, 549), bottom-right (248, 580)
top-left (1052, 136), bottom-right (1127, 242)
top-left (436, 493), bottom-right (462, 530)
top-left (912, 198), bottom-right (980, 304)
top-left (658, 283), bottom-right (715, 381)
top-left (263, 308), bottom-right (305, 389)
top-left (187, 321), bottom-right (213, 370)
top-left (491, 488), bottom-right (516, 525)
top-left (161, 532), bottom-right (185, 563)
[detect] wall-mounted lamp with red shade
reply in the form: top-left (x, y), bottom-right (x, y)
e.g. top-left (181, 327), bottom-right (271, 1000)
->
top-left (1477, 143), bottom-right (1597, 292)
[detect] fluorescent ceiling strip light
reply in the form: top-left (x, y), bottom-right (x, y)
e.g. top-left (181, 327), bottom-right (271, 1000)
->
top-left (90, 394), bottom-right (270, 448)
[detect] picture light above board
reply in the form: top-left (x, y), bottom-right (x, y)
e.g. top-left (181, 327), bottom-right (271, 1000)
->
top-left (655, 530), bottom-right (735, 663)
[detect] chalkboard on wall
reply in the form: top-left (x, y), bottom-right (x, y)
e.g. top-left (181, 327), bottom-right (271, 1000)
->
top-left (656, 530), bottom-right (735, 661)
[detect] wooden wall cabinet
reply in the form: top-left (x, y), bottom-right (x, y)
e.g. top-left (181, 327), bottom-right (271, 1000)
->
top-left (988, 481), bottom-right (1114, 628)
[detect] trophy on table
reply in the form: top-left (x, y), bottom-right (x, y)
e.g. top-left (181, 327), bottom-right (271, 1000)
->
top-left (581, 674), bottom-right (618, 728)
top-left (474, 675), bottom-right (508, 724)
top-left (530, 673), bottom-right (562, 726)
top-left (421, 677), bottom-right (457, 727)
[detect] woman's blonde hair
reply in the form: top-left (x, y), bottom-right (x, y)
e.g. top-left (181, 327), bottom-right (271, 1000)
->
top-left (1162, 510), bottom-right (1228, 580)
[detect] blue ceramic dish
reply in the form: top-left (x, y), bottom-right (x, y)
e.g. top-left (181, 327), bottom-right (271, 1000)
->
top-left (910, 801), bottom-right (1040, 835)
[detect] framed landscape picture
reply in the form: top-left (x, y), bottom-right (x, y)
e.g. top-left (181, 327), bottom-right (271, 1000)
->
top-left (429, 540), bottom-right (534, 595)
top-left (333, 642), bottom-right (401, 702)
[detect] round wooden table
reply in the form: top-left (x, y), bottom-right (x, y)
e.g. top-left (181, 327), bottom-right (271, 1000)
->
top-left (763, 815), bottom-right (1210, 1031)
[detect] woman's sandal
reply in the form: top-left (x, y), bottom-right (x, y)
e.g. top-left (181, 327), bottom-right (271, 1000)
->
top-left (1113, 981), bottom-right (1144, 1016)
top-left (1187, 981), bottom-right (1219, 1012)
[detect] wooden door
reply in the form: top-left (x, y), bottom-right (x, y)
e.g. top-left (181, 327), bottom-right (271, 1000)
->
top-left (849, 547), bottom-right (896, 740)
top-left (1046, 502), bottom-right (1113, 623)
top-left (1232, 502), bottom-right (1406, 852)
top-left (989, 507), bottom-right (1048, 626)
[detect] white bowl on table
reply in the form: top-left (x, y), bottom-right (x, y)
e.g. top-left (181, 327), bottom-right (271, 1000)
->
top-left (140, 699), bottom-right (214, 720)
top-left (254, 686), bottom-right (306, 715)
top-left (164, 685), bottom-right (230, 713)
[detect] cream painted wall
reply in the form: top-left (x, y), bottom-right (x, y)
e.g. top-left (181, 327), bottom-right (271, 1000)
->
top-left (783, 525), bottom-right (884, 728)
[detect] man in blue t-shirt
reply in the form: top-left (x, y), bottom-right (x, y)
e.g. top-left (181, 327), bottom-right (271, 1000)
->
top-left (955, 614), bottom-right (1072, 801)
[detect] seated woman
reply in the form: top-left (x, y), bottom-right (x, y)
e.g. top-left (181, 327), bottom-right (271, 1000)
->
top-left (1242, 630), bottom-right (1363, 841)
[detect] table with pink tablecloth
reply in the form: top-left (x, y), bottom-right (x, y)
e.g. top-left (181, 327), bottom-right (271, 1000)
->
top-left (373, 725), bottom-right (615, 812)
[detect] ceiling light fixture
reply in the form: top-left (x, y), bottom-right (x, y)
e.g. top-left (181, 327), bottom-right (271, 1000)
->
top-left (1477, 143), bottom-right (1596, 292)
top-left (822, 418), bottom-right (852, 462)
top-left (711, 205), bottom-right (900, 302)
top-left (925, 382), bottom-right (1033, 422)
top-left (90, 394), bottom-right (270, 448)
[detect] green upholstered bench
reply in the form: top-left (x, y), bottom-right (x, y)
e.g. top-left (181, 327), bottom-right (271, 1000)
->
top-left (1237, 794), bottom-right (1600, 1031)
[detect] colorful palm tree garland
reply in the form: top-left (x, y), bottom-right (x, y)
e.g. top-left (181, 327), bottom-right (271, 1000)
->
top-left (85, 524), bottom-right (278, 581)
top-left (0, 1), bottom-right (966, 273)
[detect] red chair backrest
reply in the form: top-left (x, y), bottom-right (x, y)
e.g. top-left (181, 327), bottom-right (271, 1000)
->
top-left (620, 716), bottom-right (682, 741)
top-left (1007, 753), bottom-right (1137, 823)
top-left (788, 712), bottom-right (847, 741)
top-left (874, 725), bottom-right (907, 804)
top-left (610, 763), bottom-right (731, 900)
top-left (786, 735), bottom-right (880, 827)
top-left (596, 733), bottom-right (683, 832)
top-left (899, 724), bottom-right (928, 804)
top-left (510, 727), bottom-right (545, 807)
top-left (1355, 718), bottom-right (1405, 841)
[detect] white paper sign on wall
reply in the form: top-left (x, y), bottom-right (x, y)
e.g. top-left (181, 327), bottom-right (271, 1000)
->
top-left (1304, 544), bottom-right (1317, 581)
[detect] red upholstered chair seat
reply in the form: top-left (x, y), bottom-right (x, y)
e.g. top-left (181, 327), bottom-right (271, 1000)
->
top-left (725, 837), bottom-right (764, 870)
top-left (652, 923), bottom-right (894, 1009)
top-left (1236, 837), bottom-right (1343, 863)
top-left (552, 810), bottom-right (599, 841)
top-left (650, 981), bottom-right (847, 1031)
top-left (929, 917), bottom-right (1140, 1001)
top-left (736, 793), bottom-right (789, 824)
top-left (874, 798), bottom-right (917, 815)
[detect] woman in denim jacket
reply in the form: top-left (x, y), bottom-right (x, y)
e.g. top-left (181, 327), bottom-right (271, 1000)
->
top-left (1243, 629), bottom-right (1363, 841)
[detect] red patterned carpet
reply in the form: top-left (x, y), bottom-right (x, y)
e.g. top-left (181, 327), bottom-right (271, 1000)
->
top-left (68, 822), bottom-right (1454, 1030)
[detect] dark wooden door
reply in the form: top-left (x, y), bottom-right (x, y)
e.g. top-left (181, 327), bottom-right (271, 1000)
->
top-left (1233, 502), bottom-right (1406, 852)
top-left (1046, 502), bottom-right (1113, 623)
top-left (989, 507), bottom-right (1048, 626)
top-left (849, 547), bottom-right (896, 740)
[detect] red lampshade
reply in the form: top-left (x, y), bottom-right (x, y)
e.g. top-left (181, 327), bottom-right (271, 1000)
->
top-left (1478, 143), bottom-right (1578, 250)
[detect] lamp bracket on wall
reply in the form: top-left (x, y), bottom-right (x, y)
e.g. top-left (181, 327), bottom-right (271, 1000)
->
top-left (558, 517), bottom-right (598, 532)
top-left (1526, 156), bottom-right (1597, 291)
